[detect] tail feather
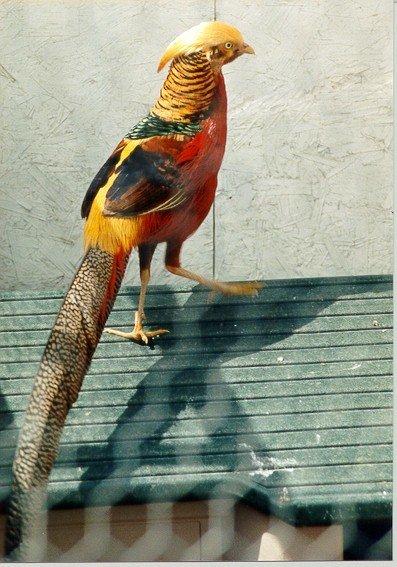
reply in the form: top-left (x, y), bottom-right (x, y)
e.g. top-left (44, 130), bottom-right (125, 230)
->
top-left (4, 246), bottom-right (129, 561)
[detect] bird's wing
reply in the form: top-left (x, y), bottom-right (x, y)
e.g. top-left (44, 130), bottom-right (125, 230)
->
top-left (103, 135), bottom-right (190, 218)
top-left (81, 129), bottom-right (202, 220)
top-left (81, 139), bottom-right (128, 219)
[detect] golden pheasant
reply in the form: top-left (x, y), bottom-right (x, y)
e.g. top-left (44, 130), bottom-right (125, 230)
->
top-left (5, 21), bottom-right (256, 560)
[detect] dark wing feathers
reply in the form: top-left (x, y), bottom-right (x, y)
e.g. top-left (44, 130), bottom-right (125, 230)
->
top-left (81, 135), bottom-right (192, 220)
top-left (81, 140), bottom-right (127, 219)
top-left (103, 143), bottom-right (187, 218)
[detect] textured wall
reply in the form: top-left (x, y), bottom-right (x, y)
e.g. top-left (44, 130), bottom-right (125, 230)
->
top-left (216, 0), bottom-right (393, 281)
top-left (0, 0), bottom-right (392, 291)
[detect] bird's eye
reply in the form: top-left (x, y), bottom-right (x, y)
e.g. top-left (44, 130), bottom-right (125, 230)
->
top-left (225, 42), bottom-right (233, 49)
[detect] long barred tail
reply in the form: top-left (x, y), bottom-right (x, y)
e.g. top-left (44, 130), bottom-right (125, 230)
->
top-left (4, 247), bottom-right (129, 561)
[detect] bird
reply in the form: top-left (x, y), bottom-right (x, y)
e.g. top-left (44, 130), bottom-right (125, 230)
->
top-left (4, 21), bottom-right (257, 560)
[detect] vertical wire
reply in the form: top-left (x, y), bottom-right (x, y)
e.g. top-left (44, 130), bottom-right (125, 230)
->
top-left (212, 0), bottom-right (217, 278)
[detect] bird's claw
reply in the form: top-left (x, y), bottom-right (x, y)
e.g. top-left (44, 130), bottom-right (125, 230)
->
top-left (104, 327), bottom-right (169, 345)
top-left (131, 328), bottom-right (169, 345)
top-left (209, 281), bottom-right (263, 299)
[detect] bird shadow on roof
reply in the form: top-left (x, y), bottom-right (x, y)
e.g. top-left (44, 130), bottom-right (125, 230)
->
top-left (49, 278), bottom-right (389, 518)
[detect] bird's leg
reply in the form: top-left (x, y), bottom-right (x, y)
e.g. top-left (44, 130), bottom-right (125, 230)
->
top-left (104, 244), bottom-right (168, 344)
top-left (165, 241), bottom-right (262, 296)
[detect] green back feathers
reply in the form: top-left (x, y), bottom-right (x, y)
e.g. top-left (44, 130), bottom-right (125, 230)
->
top-left (125, 114), bottom-right (202, 140)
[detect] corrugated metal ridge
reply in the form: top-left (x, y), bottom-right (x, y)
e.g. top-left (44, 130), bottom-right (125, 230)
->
top-left (0, 273), bottom-right (392, 301)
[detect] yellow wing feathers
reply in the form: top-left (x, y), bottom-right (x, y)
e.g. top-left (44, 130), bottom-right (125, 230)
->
top-left (83, 139), bottom-right (143, 254)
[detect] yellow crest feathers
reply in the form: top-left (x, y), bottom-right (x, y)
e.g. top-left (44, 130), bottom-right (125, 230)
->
top-left (157, 21), bottom-right (244, 72)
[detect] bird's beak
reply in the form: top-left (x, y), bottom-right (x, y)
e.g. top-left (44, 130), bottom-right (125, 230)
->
top-left (241, 42), bottom-right (255, 55)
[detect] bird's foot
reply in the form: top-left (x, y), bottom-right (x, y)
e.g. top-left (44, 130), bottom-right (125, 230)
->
top-left (104, 326), bottom-right (169, 345)
top-left (211, 281), bottom-right (263, 297)
top-left (104, 310), bottom-right (168, 345)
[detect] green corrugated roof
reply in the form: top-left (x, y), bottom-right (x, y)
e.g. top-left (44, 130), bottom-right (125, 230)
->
top-left (0, 275), bottom-right (392, 526)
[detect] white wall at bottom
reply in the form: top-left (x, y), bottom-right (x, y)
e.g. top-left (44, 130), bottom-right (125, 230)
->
top-left (0, 500), bottom-right (343, 561)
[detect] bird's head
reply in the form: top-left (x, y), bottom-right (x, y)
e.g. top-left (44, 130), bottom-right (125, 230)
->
top-left (158, 21), bottom-right (254, 72)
